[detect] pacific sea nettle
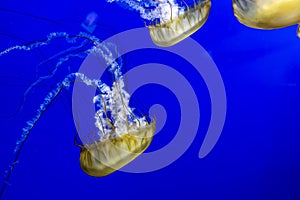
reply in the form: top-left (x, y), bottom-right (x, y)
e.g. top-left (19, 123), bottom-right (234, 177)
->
top-left (72, 36), bottom-right (156, 177)
top-left (106, 0), bottom-right (211, 46)
top-left (78, 75), bottom-right (156, 177)
top-left (0, 32), bottom-right (155, 198)
top-left (233, 0), bottom-right (300, 37)
top-left (148, 0), bottom-right (211, 46)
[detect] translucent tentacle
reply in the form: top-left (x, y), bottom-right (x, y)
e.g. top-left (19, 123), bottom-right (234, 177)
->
top-left (105, 0), bottom-right (185, 21)
top-left (0, 72), bottom-right (103, 198)
top-left (107, 0), bottom-right (160, 20)
top-left (37, 39), bottom-right (90, 71)
top-left (0, 32), bottom-right (100, 120)
top-left (0, 75), bottom-right (68, 198)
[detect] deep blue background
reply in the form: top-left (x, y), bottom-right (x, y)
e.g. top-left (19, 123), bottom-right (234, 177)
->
top-left (0, 0), bottom-right (300, 199)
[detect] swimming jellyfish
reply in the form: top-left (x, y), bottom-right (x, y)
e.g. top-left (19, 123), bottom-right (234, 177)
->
top-left (81, 11), bottom-right (99, 33)
top-left (106, 0), bottom-right (211, 46)
top-left (0, 32), bottom-right (155, 197)
top-left (233, 0), bottom-right (300, 36)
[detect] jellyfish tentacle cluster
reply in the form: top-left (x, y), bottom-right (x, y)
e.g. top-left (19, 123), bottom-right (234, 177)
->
top-left (0, 32), bottom-right (155, 197)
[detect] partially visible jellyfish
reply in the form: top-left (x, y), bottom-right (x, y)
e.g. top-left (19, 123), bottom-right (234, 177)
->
top-left (81, 11), bottom-right (99, 33)
top-left (233, 0), bottom-right (300, 37)
top-left (106, 0), bottom-right (211, 46)
top-left (0, 32), bottom-right (155, 197)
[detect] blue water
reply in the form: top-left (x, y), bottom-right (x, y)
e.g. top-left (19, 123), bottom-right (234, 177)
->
top-left (0, 0), bottom-right (300, 199)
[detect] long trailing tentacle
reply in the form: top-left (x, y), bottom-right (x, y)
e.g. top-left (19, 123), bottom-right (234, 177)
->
top-left (0, 74), bottom-right (71, 198)
top-left (0, 72), bottom-right (103, 198)
top-left (0, 32), bottom-right (106, 120)
top-left (0, 30), bottom-right (123, 122)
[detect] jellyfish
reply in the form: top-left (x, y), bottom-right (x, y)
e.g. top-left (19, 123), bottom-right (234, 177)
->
top-left (233, 0), bottom-right (300, 37)
top-left (106, 0), bottom-right (211, 46)
top-left (81, 11), bottom-right (99, 33)
top-left (0, 32), bottom-right (155, 197)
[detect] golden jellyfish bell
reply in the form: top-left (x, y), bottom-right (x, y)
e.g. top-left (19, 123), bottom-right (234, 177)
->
top-left (80, 122), bottom-right (155, 177)
top-left (233, 0), bottom-right (300, 32)
top-left (148, 0), bottom-right (211, 47)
